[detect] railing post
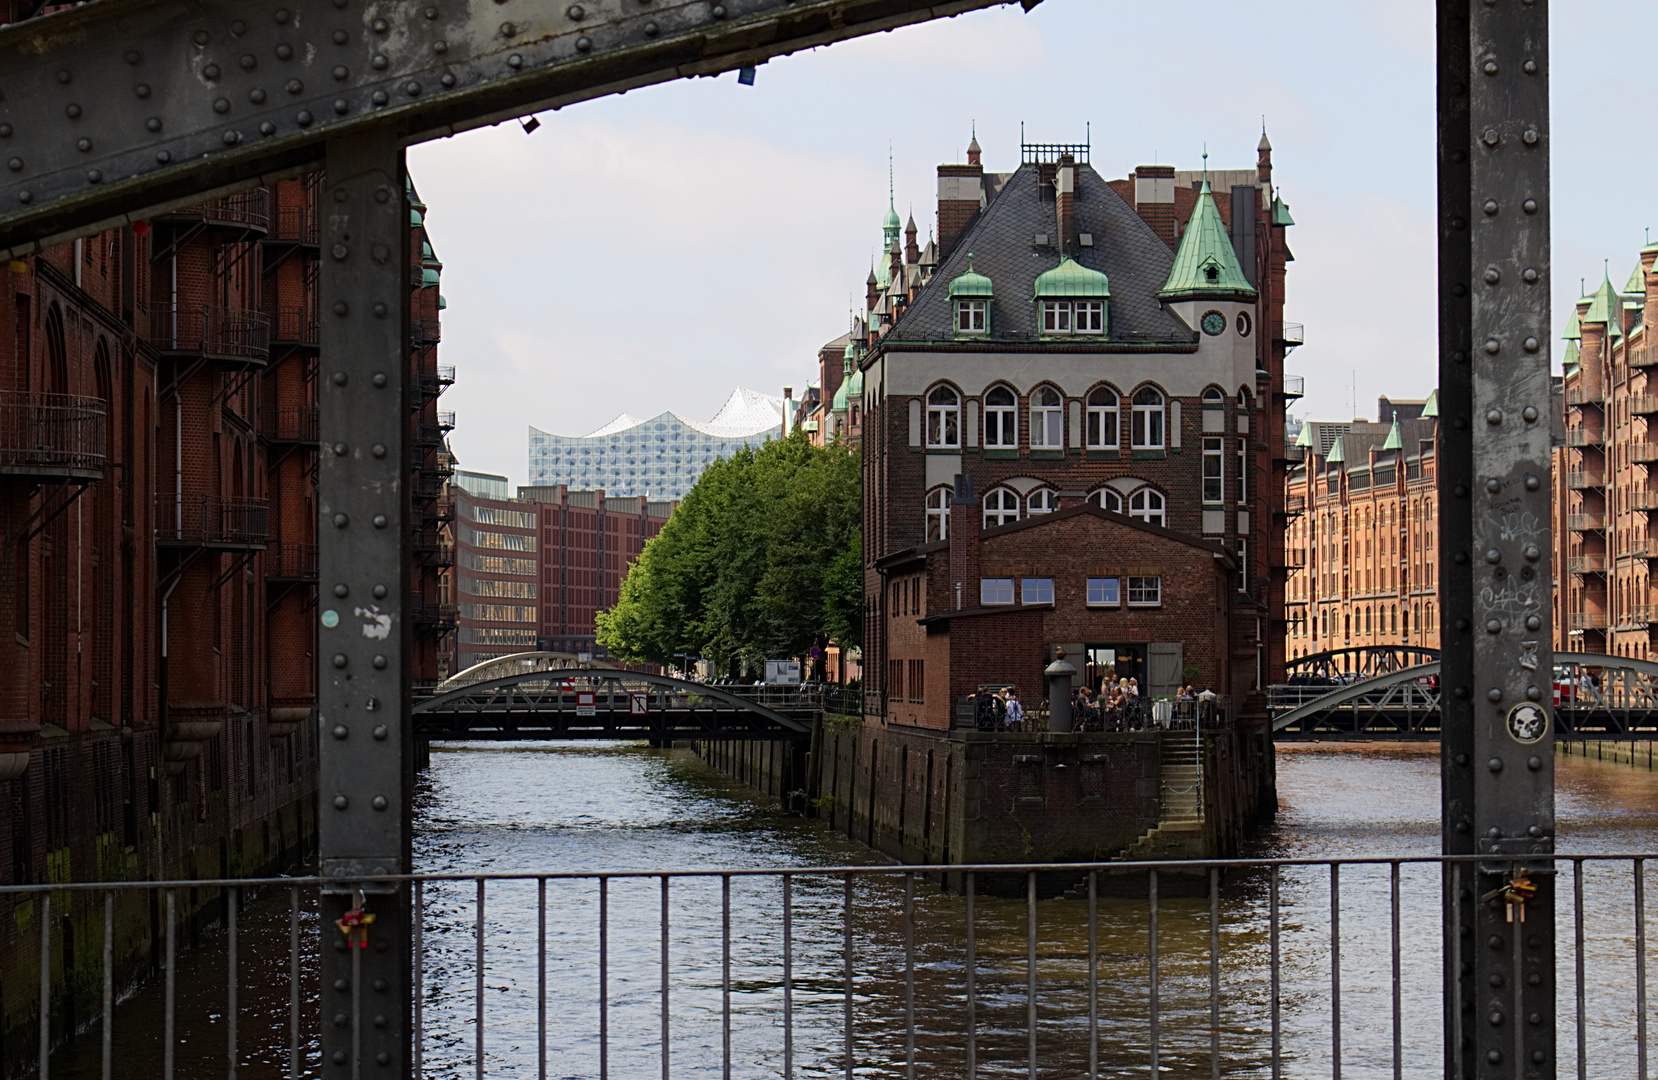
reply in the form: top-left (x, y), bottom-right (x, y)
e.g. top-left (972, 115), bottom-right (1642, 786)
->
top-left (1438, 2), bottom-right (1556, 1076)
top-left (316, 125), bottom-right (412, 1078)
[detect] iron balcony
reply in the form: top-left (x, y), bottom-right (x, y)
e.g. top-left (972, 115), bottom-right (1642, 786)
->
top-left (1568, 554), bottom-right (1607, 574)
top-left (258, 404), bottom-right (319, 446)
top-left (1568, 611), bottom-right (1609, 630)
top-left (154, 495), bottom-right (269, 549)
top-left (153, 189), bottom-right (271, 233)
top-left (1566, 427), bottom-right (1604, 447)
top-left (266, 204), bottom-right (319, 246)
top-left (1635, 393), bottom-right (1658, 416)
top-left (0, 391), bottom-right (107, 482)
top-left (1565, 469), bottom-right (1605, 490)
top-left (1566, 385), bottom-right (1605, 406)
top-left (269, 307), bottom-right (320, 348)
top-left (148, 306), bottom-right (271, 369)
top-left (265, 542), bottom-right (318, 583)
top-left (1568, 512), bottom-right (1607, 531)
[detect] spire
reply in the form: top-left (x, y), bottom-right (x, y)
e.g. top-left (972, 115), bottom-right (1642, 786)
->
top-left (1325, 432), bottom-right (1346, 465)
top-left (967, 120), bottom-right (982, 164)
top-left (1422, 389), bottom-right (1439, 420)
top-left (1159, 149), bottom-right (1258, 302)
top-left (1294, 423), bottom-right (1314, 449)
top-left (1258, 119), bottom-right (1272, 153)
top-left (1380, 415), bottom-right (1403, 451)
top-left (1583, 268), bottom-right (1624, 341)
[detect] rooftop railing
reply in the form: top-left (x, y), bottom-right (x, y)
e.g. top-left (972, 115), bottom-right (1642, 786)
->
top-left (0, 391), bottom-right (107, 480)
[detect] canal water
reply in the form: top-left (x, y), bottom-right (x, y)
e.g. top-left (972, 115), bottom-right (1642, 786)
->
top-left (50, 742), bottom-right (1658, 1078)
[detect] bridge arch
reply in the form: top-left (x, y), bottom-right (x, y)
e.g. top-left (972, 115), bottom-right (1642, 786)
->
top-left (1284, 645), bottom-right (1441, 681)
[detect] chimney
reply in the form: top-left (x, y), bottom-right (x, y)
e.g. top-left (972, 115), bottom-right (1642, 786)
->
top-left (947, 474), bottom-right (980, 609)
top-left (1132, 164), bottom-right (1177, 248)
top-left (1056, 153), bottom-right (1076, 257)
top-left (937, 130), bottom-right (985, 260)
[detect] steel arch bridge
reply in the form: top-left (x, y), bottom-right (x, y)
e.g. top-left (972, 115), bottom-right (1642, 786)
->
top-left (413, 668), bottom-right (813, 742)
top-left (1270, 653), bottom-right (1658, 739)
top-left (1284, 645), bottom-right (1442, 682)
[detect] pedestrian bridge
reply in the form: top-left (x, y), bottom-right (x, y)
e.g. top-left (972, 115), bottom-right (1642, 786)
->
top-left (413, 666), bottom-right (814, 741)
top-left (1270, 652), bottom-right (1658, 738)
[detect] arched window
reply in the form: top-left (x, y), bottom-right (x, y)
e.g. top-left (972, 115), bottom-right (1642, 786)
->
top-left (925, 487), bottom-right (950, 541)
top-left (1128, 487), bottom-right (1165, 527)
top-left (1030, 386), bottom-right (1064, 448)
top-left (926, 385), bottom-right (959, 448)
top-left (1391, 605), bottom-right (1398, 634)
top-left (1238, 387), bottom-right (1252, 410)
top-left (983, 487), bottom-right (1021, 528)
top-left (1131, 387), bottom-right (1165, 449)
top-left (983, 385), bottom-right (1016, 448)
top-left (1202, 386), bottom-right (1225, 406)
top-left (1086, 387), bottom-right (1119, 449)
top-left (850, 405), bottom-right (860, 427)
top-left (1090, 488), bottom-right (1123, 513)
top-left (1424, 601), bottom-right (1433, 629)
top-left (1027, 488), bottom-right (1058, 515)
top-left (1408, 605), bottom-right (1417, 634)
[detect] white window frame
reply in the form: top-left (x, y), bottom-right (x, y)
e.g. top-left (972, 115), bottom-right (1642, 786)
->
top-left (1091, 488), bottom-right (1123, 513)
top-left (983, 385), bottom-right (1017, 448)
top-left (1086, 387), bottom-right (1119, 449)
top-left (1237, 439), bottom-right (1249, 506)
top-left (980, 577), bottom-right (1015, 606)
top-left (1202, 436), bottom-right (1225, 504)
top-left (1236, 537), bottom-right (1250, 592)
top-left (1031, 386), bottom-right (1064, 448)
top-left (925, 486), bottom-right (950, 541)
top-left (1021, 577), bottom-right (1055, 605)
top-left (1132, 387), bottom-right (1165, 449)
top-left (1041, 300), bottom-right (1072, 334)
top-left (1086, 577), bottom-right (1121, 607)
top-left (956, 299), bottom-right (987, 334)
top-left (1129, 487), bottom-right (1166, 527)
top-left (1127, 575), bottom-right (1162, 607)
top-left (1027, 488), bottom-right (1058, 515)
top-left (1075, 300), bottom-right (1104, 334)
top-left (926, 386), bottom-right (960, 448)
top-left (983, 487), bottom-right (1021, 528)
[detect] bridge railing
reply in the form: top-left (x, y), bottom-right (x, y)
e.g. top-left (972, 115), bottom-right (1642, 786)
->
top-left (8, 853), bottom-right (1653, 1079)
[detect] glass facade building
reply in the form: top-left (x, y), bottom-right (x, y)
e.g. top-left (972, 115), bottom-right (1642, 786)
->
top-left (528, 387), bottom-right (785, 500)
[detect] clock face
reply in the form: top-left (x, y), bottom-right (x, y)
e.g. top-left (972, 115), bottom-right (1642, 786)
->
top-left (1201, 310), bottom-right (1226, 336)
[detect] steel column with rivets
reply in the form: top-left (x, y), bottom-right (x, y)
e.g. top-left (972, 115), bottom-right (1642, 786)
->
top-left (316, 126), bottom-right (412, 1079)
top-left (1438, 2), bottom-right (1555, 1078)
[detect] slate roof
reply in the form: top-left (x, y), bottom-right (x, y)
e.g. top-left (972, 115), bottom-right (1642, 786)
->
top-left (884, 164), bottom-right (1195, 345)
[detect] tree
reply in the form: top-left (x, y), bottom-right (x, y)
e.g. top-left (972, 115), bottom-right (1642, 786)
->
top-left (597, 432), bottom-right (861, 672)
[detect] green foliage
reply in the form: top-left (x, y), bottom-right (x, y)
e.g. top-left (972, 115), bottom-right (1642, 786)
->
top-left (597, 432), bottom-right (862, 669)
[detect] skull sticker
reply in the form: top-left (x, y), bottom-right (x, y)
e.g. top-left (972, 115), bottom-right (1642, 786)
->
top-left (1506, 702), bottom-right (1549, 745)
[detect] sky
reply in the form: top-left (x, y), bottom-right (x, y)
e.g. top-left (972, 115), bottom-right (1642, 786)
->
top-left (407, 0), bottom-right (1658, 486)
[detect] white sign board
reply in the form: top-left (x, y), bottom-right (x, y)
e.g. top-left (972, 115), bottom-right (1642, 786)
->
top-left (630, 691), bottom-right (649, 715)
top-left (576, 691), bottom-right (596, 717)
top-left (765, 660), bottom-right (801, 685)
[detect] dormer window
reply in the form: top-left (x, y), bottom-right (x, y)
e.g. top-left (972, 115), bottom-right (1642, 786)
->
top-left (1033, 257), bottom-right (1110, 338)
top-left (947, 254), bottom-right (994, 337)
top-left (957, 299), bottom-right (987, 333)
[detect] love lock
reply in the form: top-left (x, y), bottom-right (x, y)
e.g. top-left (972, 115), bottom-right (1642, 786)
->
top-left (1482, 869), bottom-right (1537, 924)
top-left (335, 889), bottom-right (377, 949)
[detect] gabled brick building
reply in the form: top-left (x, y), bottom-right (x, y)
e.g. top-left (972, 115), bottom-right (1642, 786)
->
top-left (858, 130), bottom-right (1297, 722)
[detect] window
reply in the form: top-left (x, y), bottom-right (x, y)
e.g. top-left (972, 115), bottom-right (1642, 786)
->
top-left (983, 487), bottom-right (1021, 528)
top-left (1031, 386), bottom-right (1064, 448)
top-left (1203, 437), bottom-right (1224, 503)
top-left (908, 659), bottom-right (925, 703)
top-left (957, 299), bottom-right (987, 333)
top-left (981, 578), bottom-right (1015, 605)
top-left (1236, 537), bottom-right (1249, 592)
top-left (1086, 387), bottom-right (1119, 448)
top-left (1131, 387), bottom-right (1165, 449)
top-left (926, 386), bottom-right (960, 448)
top-left (1127, 576), bottom-right (1162, 606)
top-left (925, 487), bottom-right (950, 541)
top-left (1237, 440), bottom-right (1248, 506)
top-left (1022, 577), bottom-right (1054, 605)
top-left (983, 385), bottom-right (1017, 447)
top-left (1041, 300), bottom-right (1072, 334)
top-left (1202, 386), bottom-right (1225, 407)
top-left (1129, 487), bottom-right (1166, 527)
top-left (888, 660), bottom-right (905, 700)
top-left (1041, 299), bottom-right (1105, 335)
top-left (1091, 488), bottom-right (1123, 513)
top-left (1087, 577), bottom-right (1121, 606)
top-left (1027, 488), bottom-right (1057, 514)
top-left (1075, 300), bottom-right (1104, 333)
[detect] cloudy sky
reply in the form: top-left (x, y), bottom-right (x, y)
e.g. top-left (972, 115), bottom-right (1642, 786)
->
top-left (408, 0), bottom-right (1657, 486)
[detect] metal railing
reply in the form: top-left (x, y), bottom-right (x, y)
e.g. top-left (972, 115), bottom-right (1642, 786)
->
top-left (1566, 385), bottom-right (1605, 406)
top-left (1631, 440), bottom-right (1658, 462)
top-left (412, 316), bottom-right (442, 345)
top-left (1282, 374), bottom-right (1305, 398)
top-left (1634, 394), bottom-right (1658, 416)
top-left (258, 403), bottom-right (319, 445)
top-left (265, 542), bottom-right (317, 582)
top-left (269, 307), bottom-right (319, 346)
top-left (1567, 427), bottom-right (1605, 447)
top-left (1636, 489), bottom-right (1658, 512)
top-left (154, 495), bottom-right (269, 546)
top-left (1569, 512), bottom-right (1606, 531)
top-left (270, 204), bottom-right (318, 245)
top-left (0, 391), bottom-right (106, 477)
top-left (1569, 554), bottom-right (1608, 574)
top-left (9, 853), bottom-right (1656, 1080)
top-left (1279, 321), bottom-right (1305, 346)
top-left (1569, 611), bottom-right (1609, 630)
top-left (1566, 469), bottom-right (1604, 490)
top-left (148, 306), bottom-right (271, 364)
top-left (155, 189), bottom-right (271, 231)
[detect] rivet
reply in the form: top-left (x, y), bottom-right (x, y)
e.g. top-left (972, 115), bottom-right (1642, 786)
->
top-left (333, 371), bottom-right (348, 387)
top-left (125, 50), bottom-right (141, 65)
top-left (1489, 1011), bottom-right (1504, 1027)
top-left (56, 68), bottom-right (72, 84)
top-left (223, 129), bottom-right (241, 146)
top-left (1488, 688), bottom-right (1503, 702)
top-left (1522, 268), bottom-right (1538, 283)
top-left (372, 90), bottom-right (388, 106)
top-left (1486, 408), bottom-right (1503, 424)
top-left (231, 19), bottom-right (247, 35)
top-left (1488, 755), bottom-right (1503, 770)
top-left (297, 110), bottom-right (313, 126)
top-left (371, 243), bottom-right (389, 263)
top-left (372, 724), bottom-right (388, 740)
top-left (277, 43), bottom-right (294, 61)
top-left (433, 40), bottom-right (449, 54)
top-left (1454, 418), bottom-right (1468, 430)
top-left (1486, 826), bottom-right (1501, 839)
top-left (1527, 756), bottom-right (1542, 771)
top-left (373, 17), bottom-right (389, 32)
top-left (333, 796), bottom-right (349, 811)
top-left (373, 655), bottom-right (387, 669)
top-left (333, 29), bottom-right (349, 44)
top-left (1524, 474), bottom-right (1540, 490)
top-left (1484, 338), bottom-right (1500, 355)
top-left (576, 37), bottom-right (592, 52)
top-left (0, 124), bottom-right (10, 137)
top-left (501, 21), bottom-right (516, 35)
top-left (1452, 217), bottom-right (1467, 231)
top-left (1455, 753), bottom-right (1470, 766)
top-left (87, 169), bottom-right (102, 184)
top-left (250, 89), bottom-right (267, 104)
top-left (1454, 552), bottom-right (1470, 565)
top-left (1482, 60), bottom-right (1498, 75)
top-left (1482, 199), bottom-right (1498, 215)
top-left (333, 442), bottom-right (348, 456)
top-left (6, 157), bottom-right (21, 172)
top-left (1453, 284), bottom-right (1467, 298)
top-left (1483, 128), bottom-right (1499, 146)
top-left (333, 301), bottom-right (348, 316)
top-left (372, 302), bottom-right (388, 317)
top-left (372, 372), bottom-right (387, 387)
top-left (333, 653), bottom-right (349, 668)
top-left (1523, 544), bottom-right (1541, 561)
top-left (76, 138), bottom-right (92, 153)
top-left (1486, 619), bottom-right (1502, 634)
top-left (1522, 198), bottom-right (1538, 214)
top-left (1523, 129), bottom-right (1539, 146)
top-left (213, 98), bottom-right (230, 114)
top-left (425, 5), bottom-right (439, 18)
top-left (441, 73), bottom-right (457, 88)
top-left (204, 63), bottom-right (221, 80)
top-left (373, 514), bottom-right (388, 529)
top-left (334, 583), bottom-right (349, 598)
top-left (332, 1051), bottom-right (347, 1064)
top-left (644, 20), bottom-right (659, 36)
top-left (136, 83), bottom-right (153, 98)
top-left (712, 3), bottom-right (726, 16)
top-left (332, 243), bottom-right (349, 260)
top-left (332, 725), bottom-right (348, 739)
top-left (1485, 478), bottom-right (1501, 493)
top-left (241, 53), bottom-right (257, 71)
top-left (65, 103), bottom-right (81, 119)
top-left (1455, 618), bottom-right (1470, 631)
top-left (1485, 549), bottom-right (1502, 564)
top-left (1523, 337), bottom-right (1539, 353)
top-left (333, 513), bottom-right (349, 528)
top-left (1524, 59), bottom-right (1537, 74)
top-left (372, 584), bottom-right (388, 599)
top-left (1526, 686), bottom-right (1542, 701)
top-left (374, 185), bottom-right (390, 203)
top-left (155, 151), bottom-right (170, 164)
top-left (371, 443), bottom-right (386, 458)
top-left (406, 81), bottom-right (422, 96)
top-left (333, 65), bottom-right (350, 81)
top-left (1484, 267), bottom-right (1500, 284)
top-left (334, 97), bottom-right (349, 113)
top-left (1522, 405), bottom-right (1538, 421)
top-left (1526, 615), bottom-right (1541, 630)
top-left (275, 8), bottom-right (291, 24)
top-left (372, 796), bottom-right (388, 811)
top-left (1454, 687), bottom-right (1470, 699)
top-left (508, 54), bottom-right (523, 68)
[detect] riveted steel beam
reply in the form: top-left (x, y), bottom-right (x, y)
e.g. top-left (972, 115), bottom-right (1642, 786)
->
top-left (0, 0), bottom-right (1030, 255)
top-left (1437, 1), bottom-right (1555, 1076)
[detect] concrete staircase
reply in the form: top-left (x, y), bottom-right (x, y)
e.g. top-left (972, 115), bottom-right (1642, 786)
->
top-left (1113, 728), bottom-right (1205, 861)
